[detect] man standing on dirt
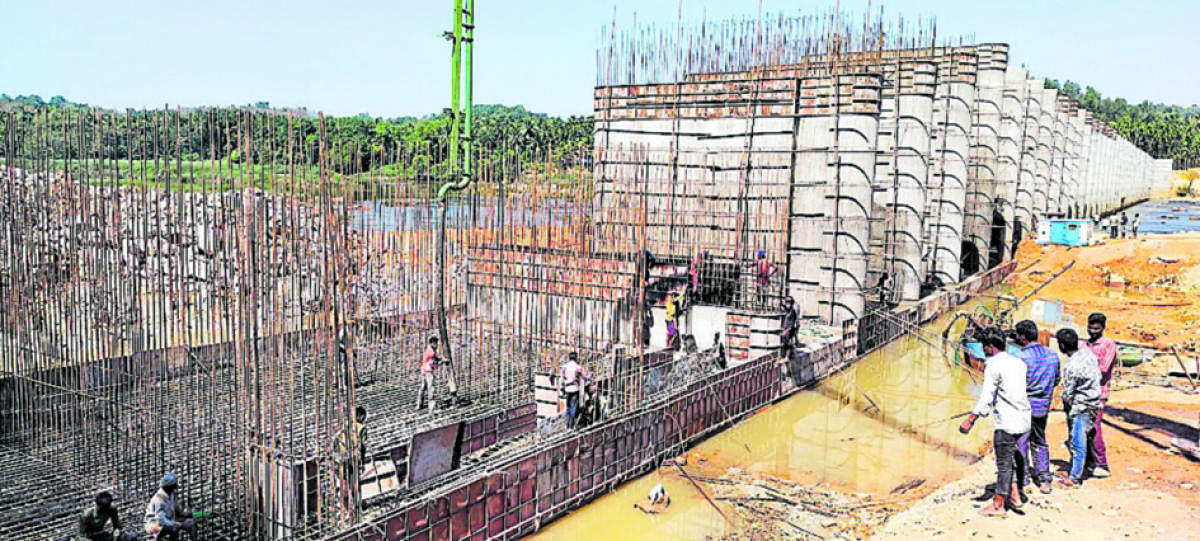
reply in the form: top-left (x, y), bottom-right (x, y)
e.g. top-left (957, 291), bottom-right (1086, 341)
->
top-left (960, 328), bottom-right (1031, 516)
top-left (1013, 320), bottom-right (1059, 492)
top-left (1085, 312), bottom-right (1116, 478)
top-left (1119, 212), bottom-right (1129, 238)
top-left (1055, 328), bottom-right (1102, 488)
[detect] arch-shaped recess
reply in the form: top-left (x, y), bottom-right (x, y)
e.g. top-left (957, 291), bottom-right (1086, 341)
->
top-left (960, 240), bottom-right (982, 277)
top-left (989, 208), bottom-right (1008, 269)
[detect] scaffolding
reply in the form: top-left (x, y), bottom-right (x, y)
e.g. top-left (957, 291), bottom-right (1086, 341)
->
top-left (0, 9), bottom-right (1165, 541)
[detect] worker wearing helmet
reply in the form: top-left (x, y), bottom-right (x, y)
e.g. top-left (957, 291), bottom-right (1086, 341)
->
top-left (747, 250), bottom-right (776, 309)
top-left (144, 473), bottom-right (194, 540)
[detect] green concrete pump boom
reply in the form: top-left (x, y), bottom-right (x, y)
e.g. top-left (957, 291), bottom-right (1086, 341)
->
top-left (436, 0), bottom-right (474, 378)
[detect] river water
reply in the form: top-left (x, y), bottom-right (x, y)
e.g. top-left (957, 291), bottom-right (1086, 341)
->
top-left (1124, 199), bottom-right (1200, 235)
top-left (530, 303), bottom-right (1009, 540)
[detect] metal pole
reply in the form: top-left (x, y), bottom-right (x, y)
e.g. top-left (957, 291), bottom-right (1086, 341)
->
top-left (435, 0), bottom-right (468, 387)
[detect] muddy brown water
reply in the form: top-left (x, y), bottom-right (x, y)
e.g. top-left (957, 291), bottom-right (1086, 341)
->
top-left (529, 301), bottom-right (1020, 540)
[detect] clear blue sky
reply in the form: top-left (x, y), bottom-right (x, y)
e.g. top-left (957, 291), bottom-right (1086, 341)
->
top-left (2, 0), bottom-right (1196, 118)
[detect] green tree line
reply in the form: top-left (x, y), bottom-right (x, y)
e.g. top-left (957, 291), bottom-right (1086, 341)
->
top-left (1045, 80), bottom-right (1200, 169)
top-left (0, 95), bottom-right (594, 181)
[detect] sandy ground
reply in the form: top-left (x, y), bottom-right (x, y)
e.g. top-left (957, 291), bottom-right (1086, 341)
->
top-left (872, 383), bottom-right (1200, 541)
top-left (868, 233), bottom-right (1200, 541)
top-left (1008, 232), bottom-right (1200, 352)
top-left (711, 234), bottom-right (1200, 540)
top-left (537, 233), bottom-right (1200, 541)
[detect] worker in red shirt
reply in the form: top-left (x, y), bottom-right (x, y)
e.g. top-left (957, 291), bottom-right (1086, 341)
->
top-left (1084, 312), bottom-right (1117, 479)
top-left (416, 336), bottom-right (440, 413)
top-left (747, 250), bottom-right (776, 309)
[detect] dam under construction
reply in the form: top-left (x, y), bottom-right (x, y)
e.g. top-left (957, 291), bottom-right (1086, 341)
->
top-left (0, 8), bottom-right (1183, 541)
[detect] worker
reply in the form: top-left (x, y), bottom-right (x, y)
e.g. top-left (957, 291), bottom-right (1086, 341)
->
top-left (333, 406), bottom-right (368, 510)
top-left (681, 334), bottom-right (699, 355)
top-left (960, 328), bottom-right (1031, 516)
top-left (664, 292), bottom-right (679, 350)
top-left (676, 285), bottom-right (691, 336)
top-left (689, 250), bottom-right (703, 298)
top-left (1084, 312), bottom-right (1116, 479)
top-left (642, 303), bottom-right (653, 347)
top-left (79, 490), bottom-right (132, 541)
top-left (1012, 320), bottom-right (1059, 493)
top-left (1131, 213), bottom-right (1141, 238)
top-left (877, 271), bottom-right (893, 305)
top-left (780, 296), bottom-right (798, 363)
top-left (576, 382), bottom-right (608, 429)
top-left (748, 250), bottom-right (776, 309)
top-left (143, 473), bottom-right (195, 540)
top-left (1119, 212), bottom-right (1129, 238)
top-left (559, 352), bottom-right (588, 429)
top-left (713, 332), bottom-right (727, 370)
top-left (634, 482), bottom-right (671, 514)
top-left (416, 336), bottom-right (440, 413)
top-left (1055, 328), bottom-right (1103, 489)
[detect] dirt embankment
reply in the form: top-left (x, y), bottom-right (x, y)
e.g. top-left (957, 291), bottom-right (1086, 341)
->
top-left (872, 384), bottom-right (1200, 541)
top-left (699, 236), bottom-right (1200, 540)
top-left (869, 235), bottom-right (1200, 541)
top-left (1008, 233), bottom-right (1200, 352)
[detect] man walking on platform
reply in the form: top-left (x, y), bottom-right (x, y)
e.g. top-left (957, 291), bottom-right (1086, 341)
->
top-left (960, 328), bottom-right (1031, 516)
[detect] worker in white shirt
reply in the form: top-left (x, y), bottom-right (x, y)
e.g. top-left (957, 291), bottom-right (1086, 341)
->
top-left (960, 328), bottom-right (1032, 517)
top-left (633, 482), bottom-right (671, 514)
top-left (559, 352), bottom-right (588, 429)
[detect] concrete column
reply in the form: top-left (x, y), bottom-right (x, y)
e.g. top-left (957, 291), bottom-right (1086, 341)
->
top-left (997, 66), bottom-right (1028, 259)
top-left (1013, 70), bottom-right (1039, 241)
top-left (1048, 97), bottom-right (1067, 215)
top-left (893, 63), bottom-right (936, 300)
top-left (1063, 109), bottom-right (1083, 218)
top-left (966, 44), bottom-right (1007, 271)
top-left (928, 53), bottom-right (976, 284)
top-left (870, 60), bottom-right (935, 302)
top-left (869, 68), bottom-right (900, 295)
top-left (788, 73), bottom-right (881, 326)
top-left (1033, 87), bottom-right (1055, 220)
top-left (1080, 114), bottom-right (1097, 215)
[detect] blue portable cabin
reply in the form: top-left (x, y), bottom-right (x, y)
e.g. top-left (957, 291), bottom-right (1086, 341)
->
top-left (1036, 218), bottom-right (1092, 246)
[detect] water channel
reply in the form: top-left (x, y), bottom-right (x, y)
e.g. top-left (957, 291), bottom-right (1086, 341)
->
top-left (530, 295), bottom-right (1029, 540)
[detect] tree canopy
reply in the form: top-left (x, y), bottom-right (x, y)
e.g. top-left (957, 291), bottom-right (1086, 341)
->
top-left (1046, 79), bottom-right (1200, 169)
top-left (0, 94), bottom-right (594, 180)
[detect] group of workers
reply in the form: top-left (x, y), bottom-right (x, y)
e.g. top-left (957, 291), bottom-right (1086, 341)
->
top-left (656, 249), bottom-right (780, 350)
top-left (1095, 211), bottom-right (1141, 239)
top-left (960, 313), bottom-right (1117, 516)
top-left (78, 473), bottom-right (199, 541)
